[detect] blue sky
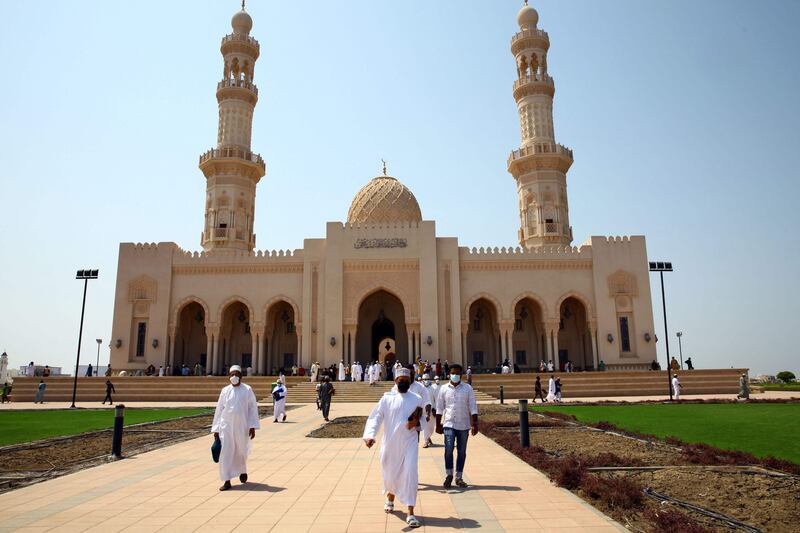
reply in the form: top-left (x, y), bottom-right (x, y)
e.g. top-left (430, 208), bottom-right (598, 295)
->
top-left (0, 1), bottom-right (798, 377)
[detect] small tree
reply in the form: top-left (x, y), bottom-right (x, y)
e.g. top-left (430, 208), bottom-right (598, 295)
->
top-left (776, 371), bottom-right (795, 384)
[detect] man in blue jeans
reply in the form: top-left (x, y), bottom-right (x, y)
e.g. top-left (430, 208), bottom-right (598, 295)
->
top-left (435, 363), bottom-right (479, 488)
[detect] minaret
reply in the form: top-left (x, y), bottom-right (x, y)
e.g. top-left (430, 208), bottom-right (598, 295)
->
top-left (508, 2), bottom-right (573, 248)
top-left (199, 2), bottom-right (265, 252)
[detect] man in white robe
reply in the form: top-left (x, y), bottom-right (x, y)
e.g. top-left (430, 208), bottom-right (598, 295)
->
top-left (421, 374), bottom-right (437, 448)
top-left (363, 368), bottom-right (424, 528)
top-left (351, 361), bottom-right (358, 382)
top-left (338, 360), bottom-right (346, 381)
top-left (272, 380), bottom-right (287, 422)
top-left (672, 374), bottom-right (681, 401)
top-left (212, 365), bottom-right (261, 491)
top-left (311, 361), bottom-right (319, 382)
top-left (546, 375), bottom-right (557, 402)
top-left (368, 362), bottom-right (377, 385)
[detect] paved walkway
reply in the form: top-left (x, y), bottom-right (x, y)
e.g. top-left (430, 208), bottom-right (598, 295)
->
top-left (0, 403), bottom-right (622, 532)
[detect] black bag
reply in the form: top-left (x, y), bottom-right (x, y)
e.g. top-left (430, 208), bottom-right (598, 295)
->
top-left (211, 435), bottom-right (222, 463)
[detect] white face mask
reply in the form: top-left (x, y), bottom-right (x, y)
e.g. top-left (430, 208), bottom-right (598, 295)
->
top-left (423, 380), bottom-right (431, 387)
top-left (229, 375), bottom-right (240, 385)
top-left (450, 374), bottom-right (461, 384)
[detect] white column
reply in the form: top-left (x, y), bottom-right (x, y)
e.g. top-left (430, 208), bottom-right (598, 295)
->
top-left (552, 328), bottom-right (560, 370)
top-left (212, 335), bottom-right (221, 375)
top-left (408, 330), bottom-right (415, 364)
top-left (206, 334), bottom-right (213, 375)
top-left (590, 324), bottom-right (599, 370)
top-left (251, 335), bottom-right (258, 374)
top-left (168, 332), bottom-right (177, 368)
top-left (257, 332), bottom-right (265, 375)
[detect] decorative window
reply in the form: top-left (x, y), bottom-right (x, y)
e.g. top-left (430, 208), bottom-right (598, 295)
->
top-left (136, 322), bottom-right (147, 357)
top-left (619, 316), bottom-right (631, 353)
top-left (515, 319), bottom-right (523, 332)
top-left (286, 322), bottom-right (295, 334)
top-left (473, 351), bottom-right (484, 366)
top-left (515, 350), bottom-right (526, 365)
top-left (473, 318), bottom-right (481, 332)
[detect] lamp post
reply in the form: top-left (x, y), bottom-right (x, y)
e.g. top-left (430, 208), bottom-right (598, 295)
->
top-left (95, 339), bottom-right (102, 376)
top-left (676, 331), bottom-right (683, 370)
top-left (649, 261), bottom-right (674, 401)
top-left (71, 269), bottom-right (99, 408)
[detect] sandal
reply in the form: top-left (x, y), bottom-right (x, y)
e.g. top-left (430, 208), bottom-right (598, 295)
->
top-left (406, 515), bottom-right (421, 528)
top-left (455, 478), bottom-right (468, 488)
top-left (383, 500), bottom-right (394, 513)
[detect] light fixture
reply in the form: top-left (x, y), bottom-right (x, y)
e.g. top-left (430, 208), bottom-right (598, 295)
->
top-left (562, 306), bottom-right (573, 319)
top-left (195, 310), bottom-right (204, 323)
top-left (115, 339), bottom-right (122, 348)
top-left (606, 333), bottom-right (614, 343)
top-left (238, 309), bottom-right (246, 322)
top-left (644, 332), bottom-right (652, 342)
top-left (280, 309), bottom-right (290, 322)
top-left (152, 339), bottom-right (159, 349)
top-left (330, 336), bottom-right (336, 347)
top-left (426, 336), bottom-right (433, 346)
top-left (519, 307), bottom-right (528, 319)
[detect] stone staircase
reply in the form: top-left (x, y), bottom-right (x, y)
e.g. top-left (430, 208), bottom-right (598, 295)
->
top-left (470, 368), bottom-right (747, 400)
top-left (5, 369), bottom-right (745, 403)
top-left (280, 381), bottom-right (496, 404)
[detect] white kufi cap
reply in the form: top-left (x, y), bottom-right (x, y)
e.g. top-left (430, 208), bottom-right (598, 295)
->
top-left (229, 365), bottom-right (242, 373)
top-left (395, 368), bottom-right (411, 379)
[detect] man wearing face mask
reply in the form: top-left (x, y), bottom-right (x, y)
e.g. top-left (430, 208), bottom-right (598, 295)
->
top-left (363, 367), bottom-right (425, 528)
top-left (392, 366), bottom-right (432, 441)
top-left (421, 374), bottom-right (437, 448)
top-left (436, 363), bottom-right (478, 488)
top-left (211, 365), bottom-right (261, 491)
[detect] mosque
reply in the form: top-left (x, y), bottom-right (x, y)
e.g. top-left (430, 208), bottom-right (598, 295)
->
top-left (110, 3), bottom-right (658, 375)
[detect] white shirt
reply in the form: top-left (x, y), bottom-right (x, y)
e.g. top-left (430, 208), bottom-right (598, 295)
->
top-left (436, 382), bottom-right (478, 431)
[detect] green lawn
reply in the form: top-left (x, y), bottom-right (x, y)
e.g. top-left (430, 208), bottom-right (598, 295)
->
top-left (759, 383), bottom-right (800, 391)
top-left (532, 403), bottom-right (800, 463)
top-left (0, 408), bottom-right (212, 446)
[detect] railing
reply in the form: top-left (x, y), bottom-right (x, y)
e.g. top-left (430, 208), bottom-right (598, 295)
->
top-left (221, 33), bottom-right (260, 48)
top-left (545, 222), bottom-right (558, 234)
top-left (508, 142), bottom-right (573, 164)
top-left (213, 227), bottom-right (228, 239)
top-left (217, 78), bottom-right (258, 94)
top-left (513, 73), bottom-right (554, 91)
top-left (511, 28), bottom-right (549, 45)
top-left (199, 148), bottom-right (265, 170)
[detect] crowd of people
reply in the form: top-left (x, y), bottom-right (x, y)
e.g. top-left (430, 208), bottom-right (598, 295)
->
top-left (211, 361), bottom-right (479, 528)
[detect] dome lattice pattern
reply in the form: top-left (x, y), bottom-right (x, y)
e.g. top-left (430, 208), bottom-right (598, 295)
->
top-left (347, 176), bottom-right (422, 225)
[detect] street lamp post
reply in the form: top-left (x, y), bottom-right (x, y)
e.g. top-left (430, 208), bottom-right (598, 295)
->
top-left (95, 339), bottom-right (102, 376)
top-left (676, 331), bottom-right (683, 370)
top-left (649, 261), bottom-right (674, 401)
top-left (71, 269), bottom-right (99, 409)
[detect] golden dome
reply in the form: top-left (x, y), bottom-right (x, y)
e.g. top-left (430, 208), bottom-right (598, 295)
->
top-left (347, 173), bottom-right (422, 225)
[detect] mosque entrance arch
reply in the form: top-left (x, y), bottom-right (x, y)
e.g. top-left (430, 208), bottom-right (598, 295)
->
top-left (356, 290), bottom-right (408, 364)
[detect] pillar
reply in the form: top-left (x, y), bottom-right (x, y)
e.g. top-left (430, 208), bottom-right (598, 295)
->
top-left (168, 330), bottom-right (177, 368)
top-left (251, 335), bottom-right (258, 374)
top-left (212, 334), bottom-right (221, 375)
top-left (408, 330), bottom-right (415, 364)
top-left (206, 333), bottom-right (213, 375)
top-left (590, 323), bottom-right (599, 370)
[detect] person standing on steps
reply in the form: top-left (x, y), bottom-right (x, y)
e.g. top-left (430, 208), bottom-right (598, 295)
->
top-left (34, 380), bottom-right (46, 404)
top-left (435, 364), bottom-right (479, 489)
top-left (212, 365), bottom-right (260, 491)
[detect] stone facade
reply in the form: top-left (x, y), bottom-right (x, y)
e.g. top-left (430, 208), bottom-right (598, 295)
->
top-left (110, 4), bottom-right (658, 374)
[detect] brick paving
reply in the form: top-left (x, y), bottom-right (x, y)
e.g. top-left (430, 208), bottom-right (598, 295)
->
top-left (0, 402), bottom-right (625, 532)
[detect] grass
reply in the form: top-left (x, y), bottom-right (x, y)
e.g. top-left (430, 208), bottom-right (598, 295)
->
top-left (531, 403), bottom-right (800, 464)
top-left (0, 408), bottom-right (212, 446)
top-left (758, 383), bottom-right (800, 391)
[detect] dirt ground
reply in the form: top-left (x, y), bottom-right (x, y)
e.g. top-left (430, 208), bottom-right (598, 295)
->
top-left (484, 404), bottom-right (799, 533)
top-left (307, 416), bottom-right (367, 438)
top-left (0, 406), bottom-right (280, 494)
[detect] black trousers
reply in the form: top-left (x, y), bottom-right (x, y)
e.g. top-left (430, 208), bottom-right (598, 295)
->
top-left (103, 392), bottom-right (113, 404)
top-left (320, 399), bottom-right (331, 419)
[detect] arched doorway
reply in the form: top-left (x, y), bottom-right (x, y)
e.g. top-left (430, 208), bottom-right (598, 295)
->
top-left (512, 298), bottom-right (545, 369)
top-left (176, 301), bottom-right (208, 369)
top-left (220, 301), bottom-right (252, 371)
top-left (356, 290), bottom-right (408, 364)
top-left (466, 299), bottom-right (500, 372)
top-left (557, 297), bottom-right (593, 370)
top-left (266, 301), bottom-right (298, 375)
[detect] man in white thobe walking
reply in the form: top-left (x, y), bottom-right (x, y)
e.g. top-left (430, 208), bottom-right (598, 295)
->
top-left (421, 374), bottom-right (437, 448)
top-left (672, 374), bottom-right (681, 401)
top-left (363, 367), bottom-right (424, 528)
top-left (351, 361), bottom-right (358, 382)
top-left (272, 380), bottom-right (287, 422)
top-left (546, 374), bottom-right (557, 402)
top-left (212, 365), bottom-right (261, 491)
top-left (338, 360), bottom-right (346, 381)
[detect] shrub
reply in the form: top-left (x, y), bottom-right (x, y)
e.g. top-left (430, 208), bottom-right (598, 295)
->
top-left (776, 371), bottom-right (796, 383)
top-left (642, 507), bottom-right (713, 533)
top-left (551, 456), bottom-right (585, 489)
top-left (582, 452), bottom-right (644, 468)
top-left (580, 474), bottom-right (643, 510)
